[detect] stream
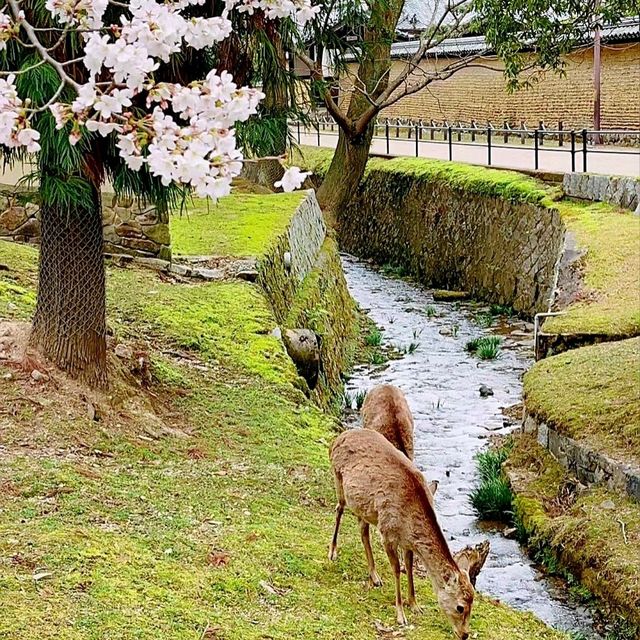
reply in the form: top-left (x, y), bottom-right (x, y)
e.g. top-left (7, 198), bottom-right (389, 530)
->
top-left (340, 254), bottom-right (599, 638)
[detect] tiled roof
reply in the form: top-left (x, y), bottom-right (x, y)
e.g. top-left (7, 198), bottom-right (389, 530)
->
top-left (389, 17), bottom-right (639, 60)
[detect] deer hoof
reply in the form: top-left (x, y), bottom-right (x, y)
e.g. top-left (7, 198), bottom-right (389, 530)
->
top-left (328, 546), bottom-right (338, 562)
top-left (396, 608), bottom-right (408, 626)
top-left (369, 572), bottom-right (383, 588)
top-left (408, 601), bottom-right (423, 615)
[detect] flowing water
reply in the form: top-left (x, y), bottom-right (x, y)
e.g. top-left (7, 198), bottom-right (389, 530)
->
top-left (341, 254), bottom-right (600, 638)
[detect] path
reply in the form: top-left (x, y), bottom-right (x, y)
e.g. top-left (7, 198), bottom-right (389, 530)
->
top-left (296, 129), bottom-right (640, 177)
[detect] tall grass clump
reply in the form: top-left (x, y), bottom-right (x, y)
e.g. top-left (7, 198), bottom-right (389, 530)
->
top-left (465, 336), bottom-right (501, 360)
top-left (470, 444), bottom-right (514, 521)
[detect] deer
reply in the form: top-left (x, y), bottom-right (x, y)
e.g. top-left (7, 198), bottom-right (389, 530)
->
top-left (362, 384), bottom-right (415, 461)
top-left (329, 428), bottom-right (489, 639)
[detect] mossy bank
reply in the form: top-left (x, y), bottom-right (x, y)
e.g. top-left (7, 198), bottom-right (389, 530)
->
top-left (0, 191), bottom-right (568, 638)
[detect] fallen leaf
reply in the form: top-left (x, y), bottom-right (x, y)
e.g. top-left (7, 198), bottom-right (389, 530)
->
top-left (207, 550), bottom-right (230, 568)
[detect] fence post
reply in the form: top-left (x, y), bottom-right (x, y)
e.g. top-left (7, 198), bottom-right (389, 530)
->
top-left (534, 129), bottom-right (539, 170)
top-left (457, 123), bottom-right (462, 142)
top-left (430, 120), bottom-right (435, 140)
top-left (558, 121), bottom-right (563, 147)
top-left (471, 120), bottom-right (476, 143)
top-left (316, 121), bottom-right (320, 147)
top-left (487, 125), bottom-right (492, 166)
top-left (503, 121), bottom-right (509, 144)
top-left (396, 120), bottom-right (400, 138)
top-left (571, 130), bottom-right (576, 172)
top-left (297, 120), bottom-right (301, 144)
top-left (539, 120), bottom-right (544, 146)
top-left (582, 129), bottom-right (588, 172)
top-left (415, 124), bottom-right (420, 156)
top-left (419, 119), bottom-right (423, 140)
top-left (448, 126), bottom-right (453, 160)
top-left (520, 120), bottom-right (526, 144)
top-left (385, 119), bottom-right (390, 155)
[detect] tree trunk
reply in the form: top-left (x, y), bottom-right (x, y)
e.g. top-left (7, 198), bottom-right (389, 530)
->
top-left (30, 185), bottom-right (108, 388)
top-left (315, 0), bottom-right (405, 219)
top-left (316, 124), bottom-right (374, 221)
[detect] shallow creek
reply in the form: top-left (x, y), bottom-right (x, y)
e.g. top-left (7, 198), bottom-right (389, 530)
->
top-left (341, 255), bottom-right (599, 638)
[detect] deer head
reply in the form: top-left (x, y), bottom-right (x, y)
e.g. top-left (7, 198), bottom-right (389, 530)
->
top-left (454, 540), bottom-right (490, 588)
top-left (436, 569), bottom-right (475, 640)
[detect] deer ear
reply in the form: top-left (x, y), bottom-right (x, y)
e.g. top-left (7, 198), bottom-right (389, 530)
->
top-left (428, 479), bottom-right (439, 495)
top-left (454, 541), bottom-right (490, 587)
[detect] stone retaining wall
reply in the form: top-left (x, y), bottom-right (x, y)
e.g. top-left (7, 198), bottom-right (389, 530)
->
top-left (522, 411), bottom-right (640, 502)
top-left (258, 190), bottom-right (326, 323)
top-left (563, 172), bottom-right (640, 213)
top-left (0, 186), bottom-right (171, 259)
top-left (337, 168), bottom-right (565, 317)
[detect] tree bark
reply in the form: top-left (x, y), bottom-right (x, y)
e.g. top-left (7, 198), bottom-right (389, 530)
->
top-left (30, 185), bottom-right (108, 388)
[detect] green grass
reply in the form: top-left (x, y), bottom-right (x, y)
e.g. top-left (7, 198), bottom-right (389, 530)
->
top-left (544, 200), bottom-right (640, 338)
top-left (170, 192), bottom-right (306, 257)
top-left (0, 242), bottom-right (568, 640)
top-left (524, 337), bottom-right (640, 463)
top-left (507, 435), bottom-right (640, 633)
top-left (0, 240), bottom-right (38, 319)
top-left (294, 146), bottom-right (555, 205)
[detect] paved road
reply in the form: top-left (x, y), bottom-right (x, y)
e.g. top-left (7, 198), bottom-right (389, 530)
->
top-left (297, 129), bottom-right (640, 177)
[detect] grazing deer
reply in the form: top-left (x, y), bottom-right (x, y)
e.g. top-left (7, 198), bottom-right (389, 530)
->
top-left (329, 429), bottom-right (488, 639)
top-left (362, 384), bottom-right (414, 460)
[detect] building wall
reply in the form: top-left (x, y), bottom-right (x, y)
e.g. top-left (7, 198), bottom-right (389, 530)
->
top-left (342, 43), bottom-right (640, 130)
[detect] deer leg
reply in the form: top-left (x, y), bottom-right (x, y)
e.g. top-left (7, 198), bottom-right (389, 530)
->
top-left (329, 471), bottom-right (346, 561)
top-left (359, 519), bottom-right (382, 587)
top-left (404, 549), bottom-right (422, 614)
top-left (384, 541), bottom-right (407, 626)
top-left (328, 501), bottom-right (344, 561)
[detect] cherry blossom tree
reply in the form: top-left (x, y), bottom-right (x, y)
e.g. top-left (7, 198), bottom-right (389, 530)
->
top-left (0, 0), bottom-right (314, 386)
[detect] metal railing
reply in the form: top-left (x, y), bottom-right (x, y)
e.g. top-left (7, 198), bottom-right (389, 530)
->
top-left (293, 116), bottom-right (640, 174)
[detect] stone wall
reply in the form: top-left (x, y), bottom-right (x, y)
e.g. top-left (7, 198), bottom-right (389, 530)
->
top-left (257, 189), bottom-right (326, 323)
top-left (336, 164), bottom-right (565, 317)
top-left (0, 186), bottom-right (171, 259)
top-left (523, 411), bottom-right (640, 502)
top-left (341, 44), bottom-right (640, 132)
top-left (563, 173), bottom-right (640, 214)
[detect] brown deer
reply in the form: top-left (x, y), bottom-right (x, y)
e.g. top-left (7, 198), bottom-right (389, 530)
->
top-left (329, 428), bottom-right (488, 639)
top-left (362, 384), bottom-right (414, 460)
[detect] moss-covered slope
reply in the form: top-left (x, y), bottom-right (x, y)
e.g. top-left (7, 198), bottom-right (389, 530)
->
top-left (0, 239), bottom-right (566, 639)
top-left (507, 435), bottom-right (640, 634)
top-left (545, 200), bottom-right (640, 340)
top-left (524, 337), bottom-right (640, 463)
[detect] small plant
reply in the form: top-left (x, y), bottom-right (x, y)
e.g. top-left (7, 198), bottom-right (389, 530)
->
top-left (425, 305), bottom-right (437, 318)
top-left (470, 444), bottom-right (514, 521)
top-left (465, 336), bottom-right (501, 360)
top-left (387, 315), bottom-right (395, 325)
top-left (470, 478), bottom-right (513, 521)
top-left (381, 263), bottom-right (408, 278)
top-left (354, 389), bottom-right (367, 410)
top-left (412, 328), bottom-right (423, 340)
top-left (370, 351), bottom-right (386, 365)
top-left (489, 303), bottom-right (514, 317)
top-left (451, 323), bottom-right (460, 338)
top-left (477, 339), bottom-right (501, 360)
top-left (475, 312), bottom-right (494, 328)
top-left (432, 398), bottom-right (444, 410)
top-left (406, 341), bottom-right (419, 354)
top-left (465, 337), bottom-right (481, 353)
top-left (343, 390), bottom-right (355, 410)
top-left (365, 328), bottom-right (383, 347)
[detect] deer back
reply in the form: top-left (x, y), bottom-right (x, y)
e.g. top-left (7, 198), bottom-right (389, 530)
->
top-left (362, 384), bottom-right (414, 460)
